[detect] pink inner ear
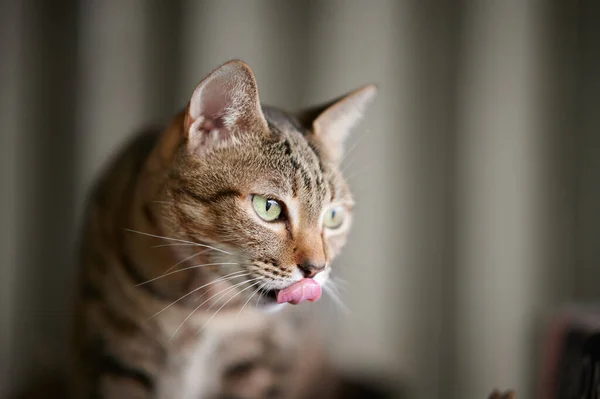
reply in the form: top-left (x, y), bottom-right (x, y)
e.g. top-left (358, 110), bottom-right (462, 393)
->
top-left (191, 79), bottom-right (233, 129)
top-left (188, 80), bottom-right (237, 155)
top-left (187, 115), bottom-right (233, 156)
top-left (197, 117), bottom-right (219, 135)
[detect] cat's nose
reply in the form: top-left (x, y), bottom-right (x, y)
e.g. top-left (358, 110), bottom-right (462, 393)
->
top-left (297, 260), bottom-right (325, 278)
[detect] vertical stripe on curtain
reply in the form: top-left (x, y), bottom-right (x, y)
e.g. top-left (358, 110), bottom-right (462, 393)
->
top-left (0, 1), bottom-right (25, 395)
top-left (454, 1), bottom-right (576, 397)
top-left (574, 0), bottom-right (600, 301)
top-left (1, 0), bottom-right (79, 393)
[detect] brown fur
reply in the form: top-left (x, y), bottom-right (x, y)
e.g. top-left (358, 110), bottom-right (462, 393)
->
top-left (70, 60), bottom-right (376, 398)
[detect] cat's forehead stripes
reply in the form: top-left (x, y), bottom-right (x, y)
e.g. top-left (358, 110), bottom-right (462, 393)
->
top-left (262, 107), bottom-right (332, 222)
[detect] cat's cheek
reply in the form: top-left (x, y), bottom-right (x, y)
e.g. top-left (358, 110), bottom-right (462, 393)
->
top-left (326, 231), bottom-right (347, 241)
top-left (325, 234), bottom-right (348, 258)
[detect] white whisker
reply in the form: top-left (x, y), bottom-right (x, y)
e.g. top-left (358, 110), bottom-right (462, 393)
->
top-left (162, 250), bottom-right (207, 275)
top-left (201, 281), bottom-right (262, 333)
top-left (236, 282), bottom-right (264, 318)
top-left (124, 228), bottom-right (231, 255)
top-left (152, 243), bottom-right (206, 249)
top-left (339, 130), bottom-right (367, 166)
top-left (254, 285), bottom-right (265, 307)
top-left (135, 262), bottom-right (238, 286)
top-left (191, 275), bottom-right (249, 304)
top-left (147, 271), bottom-right (249, 320)
top-left (341, 157), bottom-right (358, 175)
top-left (344, 162), bottom-right (374, 184)
top-left (323, 284), bottom-right (350, 316)
top-left (327, 278), bottom-right (346, 297)
top-left (169, 277), bottom-right (259, 341)
top-left (152, 239), bottom-right (254, 264)
top-left (206, 277), bottom-right (262, 311)
top-left (331, 275), bottom-right (349, 288)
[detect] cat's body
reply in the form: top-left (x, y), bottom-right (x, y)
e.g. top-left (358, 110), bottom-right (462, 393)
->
top-left (70, 60), bottom-right (376, 399)
top-left (72, 125), bottom-right (332, 399)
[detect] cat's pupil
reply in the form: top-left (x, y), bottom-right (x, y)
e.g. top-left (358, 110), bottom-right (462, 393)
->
top-left (265, 200), bottom-right (272, 212)
top-left (331, 210), bottom-right (336, 219)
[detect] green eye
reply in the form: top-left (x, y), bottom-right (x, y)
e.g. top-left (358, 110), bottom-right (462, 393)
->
top-left (252, 195), bottom-right (282, 222)
top-left (323, 206), bottom-right (345, 229)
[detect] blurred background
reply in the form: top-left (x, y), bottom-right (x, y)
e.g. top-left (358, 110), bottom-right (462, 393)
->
top-left (1, 0), bottom-right (600, 398)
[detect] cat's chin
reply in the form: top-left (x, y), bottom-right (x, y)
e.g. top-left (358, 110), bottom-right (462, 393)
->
top-left (254, 289), bottom-right (286, 313)
top-left (259, 302), bottom-right (288, 313)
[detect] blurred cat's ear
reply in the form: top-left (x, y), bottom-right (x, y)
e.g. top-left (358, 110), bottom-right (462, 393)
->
top-left (298, 84), bottom-right (377, 163)
top-left (184, 60), bottom-right (268, 155)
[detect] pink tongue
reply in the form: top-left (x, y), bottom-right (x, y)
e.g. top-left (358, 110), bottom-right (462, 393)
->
top-left (276, 278), bottom-right (322, 305)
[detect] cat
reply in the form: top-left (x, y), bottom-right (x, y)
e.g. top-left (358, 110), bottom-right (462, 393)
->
top-left (70, 60), bottom-right (376, 399)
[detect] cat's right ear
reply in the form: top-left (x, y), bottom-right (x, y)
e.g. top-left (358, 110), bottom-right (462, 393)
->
top-left (184, 60), bottom-right (268, 156)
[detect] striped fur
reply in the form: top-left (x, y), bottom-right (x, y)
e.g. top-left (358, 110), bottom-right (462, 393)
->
top-left (71, 60), bottom-right (375, 399)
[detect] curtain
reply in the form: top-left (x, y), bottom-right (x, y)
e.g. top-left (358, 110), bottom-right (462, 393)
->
top-left (1, 1), bottom-right (599, 398)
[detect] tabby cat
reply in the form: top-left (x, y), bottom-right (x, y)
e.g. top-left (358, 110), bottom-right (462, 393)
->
top-left (71, 60), bottom-right (376, 399)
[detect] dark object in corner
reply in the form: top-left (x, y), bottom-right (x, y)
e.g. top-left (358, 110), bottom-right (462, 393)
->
top-left (334, 375), bottom-right (399, 399)
top-left (489, 389), bottom-right (516, 399)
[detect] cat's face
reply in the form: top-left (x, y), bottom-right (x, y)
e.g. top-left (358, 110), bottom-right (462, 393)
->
top-left (162, 61), bottom-right (375, 310)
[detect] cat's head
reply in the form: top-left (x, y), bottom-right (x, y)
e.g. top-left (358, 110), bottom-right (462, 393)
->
top-left (160, 60), bottom-right (376, 310)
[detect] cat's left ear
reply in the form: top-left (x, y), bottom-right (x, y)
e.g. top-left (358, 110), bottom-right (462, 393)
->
top-left (298, 84), bottom-right (377, 163)
top-left (184, 60), bottom-right (268, 156)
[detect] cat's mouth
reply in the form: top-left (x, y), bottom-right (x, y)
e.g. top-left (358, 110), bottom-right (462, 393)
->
top-left (261, 288), bottom-right (278, 301)
top-left (262, 278), bottom-right (322, 305)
